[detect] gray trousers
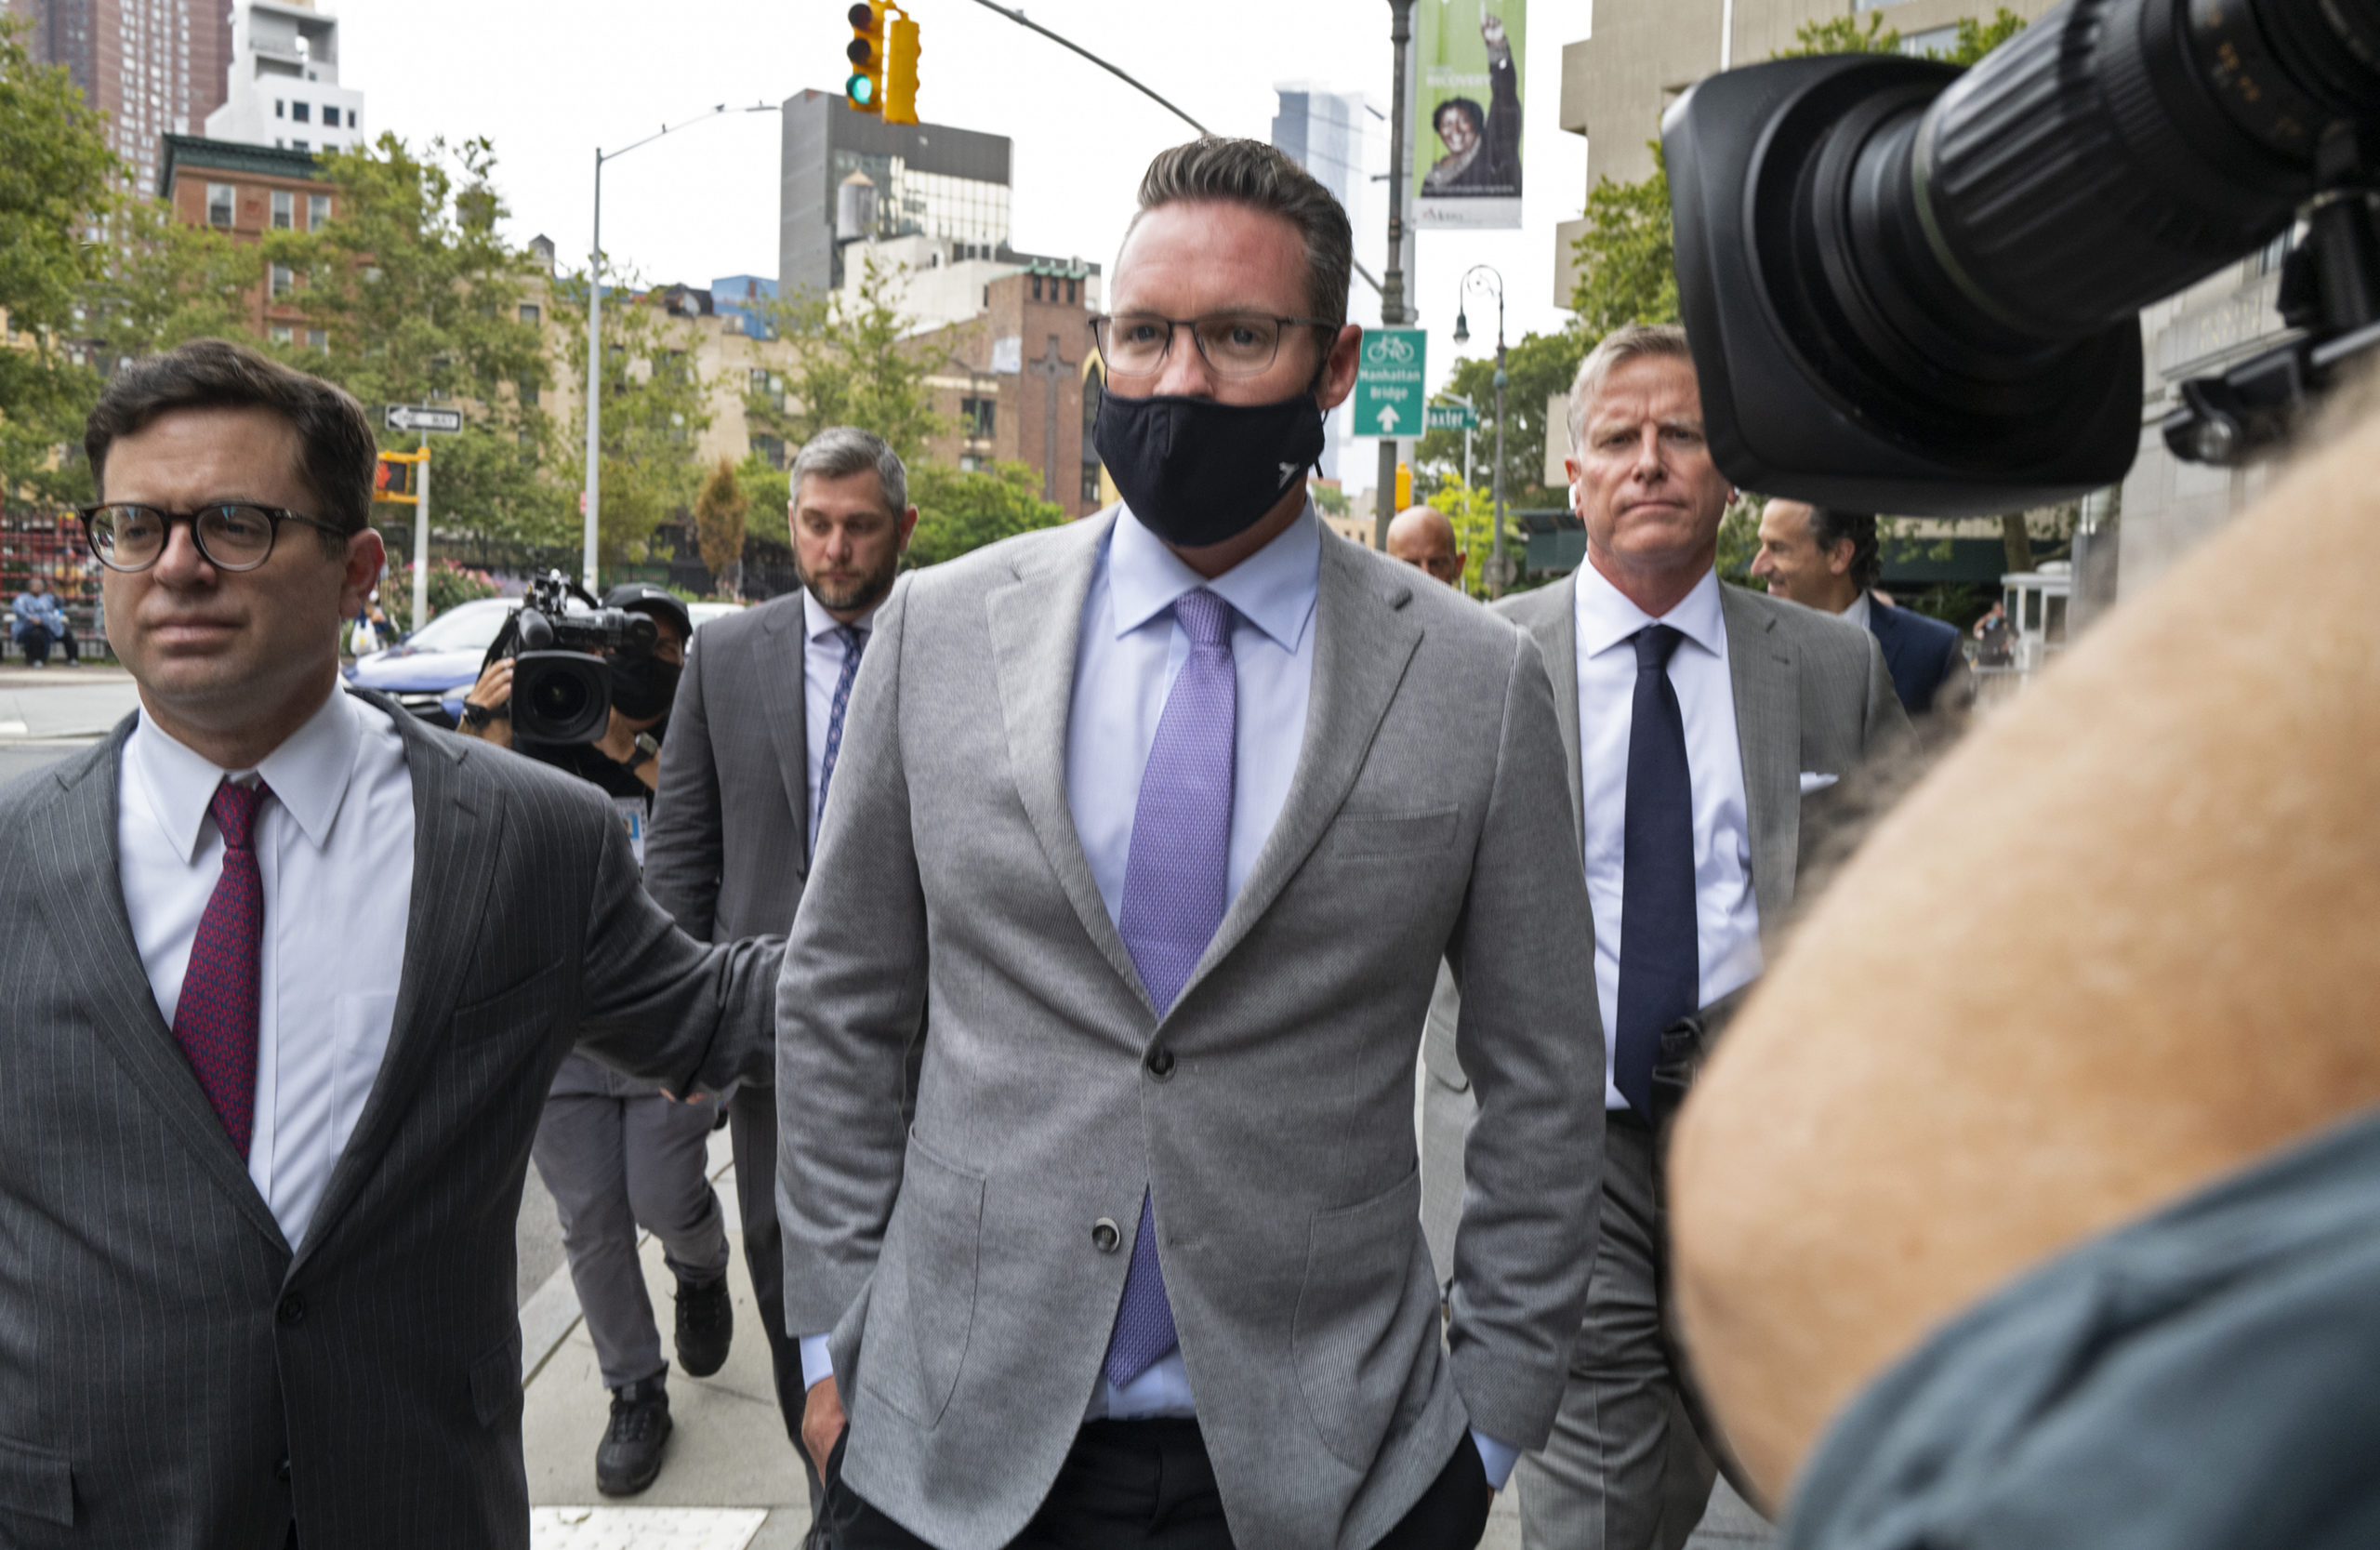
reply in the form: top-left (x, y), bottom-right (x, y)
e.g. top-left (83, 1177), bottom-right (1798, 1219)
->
top-left (533, 1052), bottom-right (730, 1391)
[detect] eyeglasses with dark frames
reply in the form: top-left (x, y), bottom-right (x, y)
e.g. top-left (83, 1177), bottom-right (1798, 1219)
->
top-left (76, 503), bottom-right (349, 575)
top-left (1089, 311), bottom-right (1339, 380)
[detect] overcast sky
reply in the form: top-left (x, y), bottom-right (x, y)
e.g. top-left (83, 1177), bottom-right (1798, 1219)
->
top-left (329, 0), bottom-right (1596, 481)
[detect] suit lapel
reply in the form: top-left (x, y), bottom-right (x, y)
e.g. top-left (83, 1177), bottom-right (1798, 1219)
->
top-left (1720, 586), bottom-right (1801, 928)
top-left (40, 721), bottom-right (291, 1254)
top-left (985, 511), bottom-right (1148, 1005)
top-left (292, 697), bottom-right (505, 1275)
top-left (757, 599), bottom-right (813, 874)
top-left (1515, 574), bottom-right (1585, 843)
top-left (1178, 538), bottom-right (1422, 1013)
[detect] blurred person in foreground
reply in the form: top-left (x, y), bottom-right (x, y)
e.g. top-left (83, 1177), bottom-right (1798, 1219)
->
top-left (1420, 323), bottom-right (1908, 1550)
top-left (1750, 501), bottom-right (1963, 717)
top-left (0, 338), bottom-right (781, 1549)
top-left (643, 424), bottom-right (918, 1505)
top-left (1387, 504), bottom-right (1469, 589)
top-left (1672, 390), bottom-right (2380, 1549)
top-left (781, 137), bottom-right (1603, 1550)
top-left (457, 583), bottom-right (737, 1497)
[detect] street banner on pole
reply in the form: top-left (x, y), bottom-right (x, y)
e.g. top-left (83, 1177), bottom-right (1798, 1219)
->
top-left (1413, 0), bottom-right (1527, 231)
top-left (1355, 328), bottom-right (1429, 438)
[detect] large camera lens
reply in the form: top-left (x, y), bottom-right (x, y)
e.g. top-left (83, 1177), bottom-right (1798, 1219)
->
top-left (511, 651), bottom-right (614, 744)
top-left (1664, 0), bottom-right (2379, 514)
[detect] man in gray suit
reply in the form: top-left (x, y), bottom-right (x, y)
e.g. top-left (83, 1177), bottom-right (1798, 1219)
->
top-left (1419, 324), bottom-right (1908, 1549)
top-left (645, 424), bottom-right (919, 1486)
top-left (778, 139), bottom-right (1605, 1550)
top-left (0, 339), bottom-right (780, 1548)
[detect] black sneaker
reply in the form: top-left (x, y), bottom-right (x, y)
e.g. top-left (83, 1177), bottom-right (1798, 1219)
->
top-left (674, 1273), bottom-right (733, 1379)
top-left (595, 1375), bottom-right (671, 1496)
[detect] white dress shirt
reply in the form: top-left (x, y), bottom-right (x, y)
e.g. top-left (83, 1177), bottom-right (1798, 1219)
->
top-left (1573, 562), bottom-right (1764, 1110)
top-left (801, 589), bottom-right (883, 855)
top-left (117, 685), bottom-right (416, 1248)
top-left (1841, 589), bottom-right (1873, 632)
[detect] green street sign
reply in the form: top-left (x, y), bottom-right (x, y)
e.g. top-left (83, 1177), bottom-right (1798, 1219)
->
top-left (1353, 328), bottom-right (1427, 437)
top-left (1426, 402), bottom-right (1478, 431)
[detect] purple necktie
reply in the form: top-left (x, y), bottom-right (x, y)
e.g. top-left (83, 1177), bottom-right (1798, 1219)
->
top-left (173, 779), bottom-right (272, 1158)
top-left (1104, 588), bottom-right (1235, 1388)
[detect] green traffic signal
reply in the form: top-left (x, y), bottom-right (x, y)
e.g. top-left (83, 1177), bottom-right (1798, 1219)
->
top-left (845, 73), bottom-right (876, 106)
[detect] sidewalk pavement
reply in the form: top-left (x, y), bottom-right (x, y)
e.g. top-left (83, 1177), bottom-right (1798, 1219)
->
top-left (515, 1131), bottom-right (1772, 1550)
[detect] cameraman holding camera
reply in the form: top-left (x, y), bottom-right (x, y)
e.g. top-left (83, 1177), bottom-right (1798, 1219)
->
top-left (457, 581), bottom-right (735, 1497)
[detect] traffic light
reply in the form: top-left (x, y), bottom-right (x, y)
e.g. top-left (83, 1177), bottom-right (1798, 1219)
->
top-left (845, 2), bottom-right (883, 113)
top-left (882, 7), bottom-right (919, 125)
top-left (373, 450), bottom-right (418, 504)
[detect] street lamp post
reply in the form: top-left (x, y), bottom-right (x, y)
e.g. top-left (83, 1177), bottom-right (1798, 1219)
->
top-left (584, 103), bottom-right (776, 592)
top-left (1452, 265), bottom-right (1508, 596)
top-left (1375, 0), bottom-right (1417, 551)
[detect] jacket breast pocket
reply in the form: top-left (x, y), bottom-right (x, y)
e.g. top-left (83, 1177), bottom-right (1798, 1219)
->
top-left (449, 961), bottom-right (567, 1049)
top-left (1292, 1167), bottom-right (1441, 1468)
top-left (0, 1433), bottom-right (73, 1529)
top-left (861, 1132), bottom-right (985, 1429)
top-left (1322, 807), bottom-right (1461, 861)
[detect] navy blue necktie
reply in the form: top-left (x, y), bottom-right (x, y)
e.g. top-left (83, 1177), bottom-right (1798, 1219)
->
top-left (811, 625), bottom-right (865, 854)
top-left (1615, 624), bottom-right (1698, 1116)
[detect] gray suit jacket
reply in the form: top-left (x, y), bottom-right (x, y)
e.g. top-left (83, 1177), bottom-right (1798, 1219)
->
top-left (1421, 576), bottom-right (1908, 1284)
top-left (646, 590), bottom-right (814, 947)
top-left (0, 694), bottom-right (781, 1549)
top-left (777, 511), bottom-right (1605, 1550)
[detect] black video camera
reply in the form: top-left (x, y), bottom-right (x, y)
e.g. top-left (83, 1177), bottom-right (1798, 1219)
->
top-left (1663, 0), bottom-right (2379, 515)
top-left (482, 571), bottom-right (659, 744)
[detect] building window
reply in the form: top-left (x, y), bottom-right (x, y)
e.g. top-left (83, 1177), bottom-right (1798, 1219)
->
top-left (270, 325), bottom-right (293, 344)
top-left (275, 99), bottom-right (284, 117)
top-left (307, 328), bottom-right (326, 349)
top-left (1066, 279), bottom-right (1078, 305)
top-left (1032, 275), bottom-right (1043, 301)
top-left (519, 302), bottom-right (539, 324)
top-left (271, 190), bottom-right (292, 229)
top-left (961, 396), bottom-right (996, 441)
top-left (518, 377), bottom-right (538, 406)
top-left (205, 182), bottom-right (233, 226)
top-left (1081, 365), bottom-right (1104, 504)
top-left (270, 263), bottom-right (293, 298)
top-left (292, 100), bottom-right (310, 123)
top-left (308, 193), bottom-right (329, 229)
top-left (1082, 461), bottom-right (1103, 505)
top-left (293, 139), bottom-right (309, 152)
top-left (751, 433), bottom-right (786, 470)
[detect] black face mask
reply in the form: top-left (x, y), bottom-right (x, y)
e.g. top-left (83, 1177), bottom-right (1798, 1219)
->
top-left (607, 653), bottom-right (681, 722)
top-left (1091, 390), bottom-right (1327, 549)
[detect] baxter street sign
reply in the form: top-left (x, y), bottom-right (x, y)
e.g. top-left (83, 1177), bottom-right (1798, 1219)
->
top-left (1353, 328), bottom-right (1427, 438)
top-left (1426, 402), bottom-right (1479, 431)
top-left (384, 404), bottom-right (463, 434)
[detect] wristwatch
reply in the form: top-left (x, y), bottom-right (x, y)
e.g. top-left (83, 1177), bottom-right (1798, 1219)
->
top-left (461, 700), bottom-right (509, 730)
top-left (621, 732), bottom-right (661, 773)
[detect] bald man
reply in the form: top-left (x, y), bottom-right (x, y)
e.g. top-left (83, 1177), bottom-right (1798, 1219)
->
top-left (1386, 505), bottom-right (1467, 589)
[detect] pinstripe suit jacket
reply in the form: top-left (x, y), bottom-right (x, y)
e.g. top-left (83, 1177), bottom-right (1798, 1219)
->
top-left (0, 691), bottom-right (781, 1549)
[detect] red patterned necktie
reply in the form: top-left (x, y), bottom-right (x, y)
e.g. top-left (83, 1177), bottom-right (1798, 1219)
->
top-left (173, 778), bottom-right (272, 1159)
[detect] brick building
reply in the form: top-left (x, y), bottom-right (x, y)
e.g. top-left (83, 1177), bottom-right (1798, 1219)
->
top-left (9, 0), bottom-right (233, 192)
top-left (158, 133), bottom-right (331, 343)
top-left (913, 261), bottom-right (1109, 520)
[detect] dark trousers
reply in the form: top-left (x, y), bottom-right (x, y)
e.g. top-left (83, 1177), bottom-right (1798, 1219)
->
top-left (821, 1419), bottom-right (1491, 1550)
top-left (729, 1080), bottom-right (823, 1507)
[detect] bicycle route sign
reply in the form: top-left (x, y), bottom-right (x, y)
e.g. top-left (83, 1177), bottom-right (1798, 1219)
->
top-left (1353, 328), bottom-right (1427, 438)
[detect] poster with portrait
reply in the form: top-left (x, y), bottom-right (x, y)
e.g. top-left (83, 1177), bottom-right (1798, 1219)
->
top-left (1412, 0), bottom-right (1527, 231)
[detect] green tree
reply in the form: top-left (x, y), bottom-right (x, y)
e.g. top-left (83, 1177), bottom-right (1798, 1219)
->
top-left (379, 557), bottom-right (499, 634)
top-left (1414, 329), bottom-right (1586, 510)
top-left (692, 456), bottom-right (747, 599)
top-left (906, 460), bottom-right (1063, 568)
top-left (83, 196), bottom-right (262, 364)
top-left (549, 266), bottom-right (715, 568)
top-left (1569, 145), bottom-right (1679, 338)
top-left (749, 251), bottom-right (942, 465)
top-left (0, 15), bottom-right (113, 507)
top-left (1951, 9), bottom-right (2029, 64)
top-left (1773, 12), bottom-right (1902, 56)
top-left (260, 135), bottom-right (566, 558)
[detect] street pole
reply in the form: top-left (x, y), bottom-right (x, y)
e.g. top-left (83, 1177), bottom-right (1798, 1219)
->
top-left (582, 104), bottom-right (774, 595)
top-left (1457, 264), bottom-right (1509, 595)
top-left (1375, 0), bottom-right (1415, 551)
top-left (414, 431), bottom-right (431, 629)
top-left (583, 147), bottom-right (602, 593)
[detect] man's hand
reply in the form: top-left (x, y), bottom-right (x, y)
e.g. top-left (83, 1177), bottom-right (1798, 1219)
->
top-left (802, 1375), bottom-right (847, 1481)
top-left (1481, 12), bottom-right (1508, 49)
top-left (461, 658), bottom-right (514, 749)
top-left (592, 707), bottom-right (661, 790)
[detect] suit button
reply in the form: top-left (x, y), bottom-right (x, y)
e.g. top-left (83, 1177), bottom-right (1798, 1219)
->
top-left (276, 1293), bottom-right (306, 1327)
top-left (1144, 1047), bottom-right (1175, 1080)
top-left (274, 1457), bottom-right (292, 1483)
top-left (1091, 1217), bottom-right (1121, 1253)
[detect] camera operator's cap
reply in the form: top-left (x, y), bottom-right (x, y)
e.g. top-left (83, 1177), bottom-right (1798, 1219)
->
top-left (601, 583), bottom-right (693, 643)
